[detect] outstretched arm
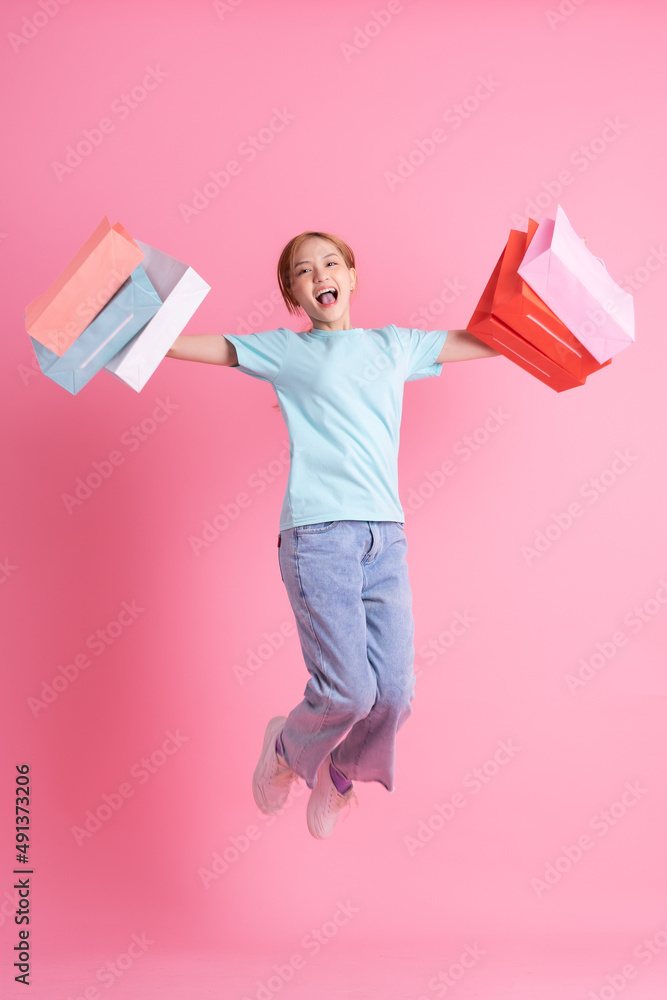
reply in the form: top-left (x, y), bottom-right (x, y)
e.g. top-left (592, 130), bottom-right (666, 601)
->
top-left (166, 335), bottom-right (238, 366)
top-left (436, 329), bottom-right (500, 363)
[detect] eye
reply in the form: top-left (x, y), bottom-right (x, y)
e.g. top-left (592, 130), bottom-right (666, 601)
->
top-left (326, 261), bottom-right (338, 266)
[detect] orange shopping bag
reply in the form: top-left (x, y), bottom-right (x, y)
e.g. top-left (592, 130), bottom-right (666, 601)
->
top-left (24, 217), bottom-right (145, 356)
top-left (468, 221), bottom-right (611, 392)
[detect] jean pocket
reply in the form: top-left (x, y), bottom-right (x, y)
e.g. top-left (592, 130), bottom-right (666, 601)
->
top-left (277, 534), bottom-right (285, 582)
top-left (294, 520), bottom-right (340, 534)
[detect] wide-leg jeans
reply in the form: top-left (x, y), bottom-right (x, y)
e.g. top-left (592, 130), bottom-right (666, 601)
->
top-left (277, 519), bottom-right (415, 791)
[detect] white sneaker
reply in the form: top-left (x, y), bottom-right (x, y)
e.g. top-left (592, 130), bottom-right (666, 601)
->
top-left (307, 756), bottom-right (358, 839)
top-left (252, 716), bottom-right (299, 815)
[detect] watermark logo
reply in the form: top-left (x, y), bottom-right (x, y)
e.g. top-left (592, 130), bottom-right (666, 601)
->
top-left (213, 0), bottom-right (245, 19)
top-left (71, 730), bottom-right (189, 846)
top-left (521, 448), bottom-right (638, 566)
top-left (546, 0), bottom-right (587, 31)
top-left (27, 600), bottom-right (145, 717)
top-left (385, 75), bottom-right (500, 192)
top-left (233, 620), bottom-right (296, 684)
top-left (8, 0), bottom-right (72, 54)
top-left (416, 943), bottom-right (486, 1000)
top-left (199, 782), bottom-right (307, 887)
top-left (340, 2), bottom-right (404, 63)
top-left (530, 781), bottom-right (648, 897)
top-left (586, 917), bottom-right (667, 1000)
top-left (404, 406), bottom-right (510, 518)
top-left (510, 117), bottom-right (629, 228)
top-left (565, 578), bottom-right (667, 693)
top-left (415, 610), bottom-right (477, 677)
top-left (61, 397), bottom-right (180, 514)
top-left (0, 886), bottom-right (21, 930)
top-left (189, 442), bottom-right (289, 554)
top-left (620, 245), bottom-right (667, 293)
top-left (239, 900), bottom-right (360, 1000)
top-left (63, 931), bottom-right (155, 997)
top-left (179, 108), bottom-right (296, 223)
top-left (404, 739), bottom-right (521, 856)
top-left (234, 289), bottom-right (284, 334)
top-left (408, 277), bottom-right (468, 327)
top-left (52, 65), bottom-right (169, 181)
top-left (0, 557), bottom-right (18, 584)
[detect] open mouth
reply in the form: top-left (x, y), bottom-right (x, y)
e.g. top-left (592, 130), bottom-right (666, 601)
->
top-left (315, 288), bottom-right (338, 307)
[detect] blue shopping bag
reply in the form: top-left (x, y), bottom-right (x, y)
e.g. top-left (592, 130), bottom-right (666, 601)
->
top-left (30, 265), bottom-right (161, 394)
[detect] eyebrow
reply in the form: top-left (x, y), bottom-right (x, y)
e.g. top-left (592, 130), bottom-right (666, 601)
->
top-left (293, 253), bottom-right (339, 269)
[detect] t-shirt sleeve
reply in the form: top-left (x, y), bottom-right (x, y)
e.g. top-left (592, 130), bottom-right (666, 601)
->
top-left (223, 328), bottom-right (289, 383)
top-left (392, 326), bottom-right (448, 381)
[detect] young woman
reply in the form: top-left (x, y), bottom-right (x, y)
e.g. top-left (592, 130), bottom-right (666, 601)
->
top-left (166, 231), bottom-right (499, 839)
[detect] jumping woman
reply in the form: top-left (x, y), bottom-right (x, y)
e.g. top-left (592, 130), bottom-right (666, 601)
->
top-left (166, 231), bottom-right (499, 839)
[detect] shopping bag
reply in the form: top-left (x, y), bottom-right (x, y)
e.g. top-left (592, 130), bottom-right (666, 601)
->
top-left (29, 266), bottom-right (161, 395)
top-left (25, 217), bottom-right (145, 356)
top-left (104, 241), bottom-right (210, 391)
top-left (468, 222), bottom-right (611, 392)
top-left (517, 205), bottom-right (634, 364)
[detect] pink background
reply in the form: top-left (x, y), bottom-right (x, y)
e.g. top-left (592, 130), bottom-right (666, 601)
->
top-left (2, 1), bottom-right (667, 997)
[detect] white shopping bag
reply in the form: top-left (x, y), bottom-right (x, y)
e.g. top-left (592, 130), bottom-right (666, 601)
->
top-left (105, 241), bottom-right (210, 391)
top-left (517, 205), bottom-right (634, 364)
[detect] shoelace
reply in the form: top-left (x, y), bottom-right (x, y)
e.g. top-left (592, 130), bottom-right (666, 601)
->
top-left (329, 785), bottom-right (359, 825)
top-left (273, 758), bottom-right (298, 788)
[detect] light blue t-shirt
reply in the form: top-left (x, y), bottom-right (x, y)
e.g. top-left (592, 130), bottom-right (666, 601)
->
top-left (223, 325), bottom-right (448, 530)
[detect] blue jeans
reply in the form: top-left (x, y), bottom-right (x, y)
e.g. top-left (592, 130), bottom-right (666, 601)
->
top-left (277, 520), bottom-right (415, 792)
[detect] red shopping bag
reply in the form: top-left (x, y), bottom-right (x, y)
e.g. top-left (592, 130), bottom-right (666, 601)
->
top-left (468, 221), bottom-right (611, 392)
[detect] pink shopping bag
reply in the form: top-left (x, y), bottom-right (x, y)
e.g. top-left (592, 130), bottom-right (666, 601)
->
top-left (468, 222), bottom-right (611, 392)
top-left (24, 217), bottom-right (145, 356)
top-left (517, 205), bottom-right (634, 364)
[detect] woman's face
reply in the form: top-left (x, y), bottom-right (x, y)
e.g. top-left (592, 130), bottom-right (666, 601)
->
top-left (288, 237), bottom-right (356, 331)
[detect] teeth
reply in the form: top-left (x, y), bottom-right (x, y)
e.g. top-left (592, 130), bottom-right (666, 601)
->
top-left (315, 287), bottom-right (337, 300)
